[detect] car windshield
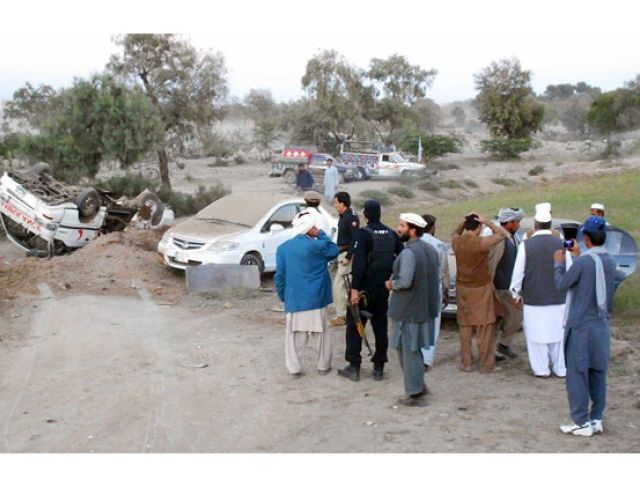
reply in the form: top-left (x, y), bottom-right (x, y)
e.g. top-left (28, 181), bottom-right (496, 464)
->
top-left (194, 192), bottom-right (292, 227)
top-left (392, 154), bottom-right (408, 163)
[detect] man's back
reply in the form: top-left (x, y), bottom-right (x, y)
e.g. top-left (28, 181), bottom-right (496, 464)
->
top-left (565, 252), bottom-right (616, 326)
top-left (522, 234), bottom-right (565, 306)
top-left (351, 221), bottom-right (402, 291)
top-left (453, 234), bottom-right (491, 288)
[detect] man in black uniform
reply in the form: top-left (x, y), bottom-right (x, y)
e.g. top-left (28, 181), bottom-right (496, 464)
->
top-left (337, 200), bottom-right (403, 381)
top-left (331, 192), bottom-right (360, 326)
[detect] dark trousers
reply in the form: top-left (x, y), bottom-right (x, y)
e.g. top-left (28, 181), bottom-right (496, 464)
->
top-left (345, 287), bottom-right (389, 367)
top-left (567, 366), bottom-right (607, 425)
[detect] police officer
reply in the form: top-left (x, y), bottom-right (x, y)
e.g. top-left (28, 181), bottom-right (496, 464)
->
top-left (337, 199), bottom-right (403, 381)
top-left (331, 192), bottom-right (360, 326)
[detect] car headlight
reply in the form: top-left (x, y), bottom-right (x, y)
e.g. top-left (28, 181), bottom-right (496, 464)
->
top-left (159, 232), bottom-right (172, 248)
top-left (207, 241), bottom-right (240, 252)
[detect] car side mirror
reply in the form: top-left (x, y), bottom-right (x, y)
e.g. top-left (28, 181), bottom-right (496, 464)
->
top-left (270, 223), bottom-right (285, 234)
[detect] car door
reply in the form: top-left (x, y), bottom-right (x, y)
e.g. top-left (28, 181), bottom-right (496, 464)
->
top-left (259, 203), bottom-right (303, 270)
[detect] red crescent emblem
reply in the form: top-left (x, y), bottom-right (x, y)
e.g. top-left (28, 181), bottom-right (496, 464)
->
top-left (77, 229), bottom-right (84, 240)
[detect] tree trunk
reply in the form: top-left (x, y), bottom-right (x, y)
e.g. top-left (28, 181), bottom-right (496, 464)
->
top-left (157, 148), bottom-right (171, 188)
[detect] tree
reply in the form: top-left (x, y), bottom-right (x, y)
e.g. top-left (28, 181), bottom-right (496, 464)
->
top-left (541, 82), bottom-right (601, 137)
top-left (367, 54), bottom-right (437, 140)
top-left (451, 105), bottom-right (466, 126)
top-left (108, 34), bottom-right (228, 187)
top-left (4, 82), bottom-right (61, 129)
top-left (244, 89), bottom-right (279, 156)
top-left (474, 58), bottom-right (545, 158)
top-left (301, 49), bottom-right (372, 145)
top-left (587, 81), bottom-right (640, 135)
top-left (15, 75), bottom-right (162, 181)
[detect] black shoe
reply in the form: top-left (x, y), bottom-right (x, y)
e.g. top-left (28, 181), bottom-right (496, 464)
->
top-left (497, 343), bottom-right (518, 359)
top-left (397, 395), bottom-right (427, 407)
top-left (372, 365), bottom-right (384, 381)
top-left (495, 353), bottom-right (507, 362)
top-left (337, 363), bottom-right (360, 382)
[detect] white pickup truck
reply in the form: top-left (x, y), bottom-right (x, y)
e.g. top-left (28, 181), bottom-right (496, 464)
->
top-left (337, 141), bottom-right (425, 179)
top-left (0, 162), bottom-right (173, 257)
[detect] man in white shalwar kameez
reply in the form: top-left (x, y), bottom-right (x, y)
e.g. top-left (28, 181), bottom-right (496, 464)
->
top-left (323, 159), bottom-right (339, 202)
top-left (510, 203), bottom-right (570, 378)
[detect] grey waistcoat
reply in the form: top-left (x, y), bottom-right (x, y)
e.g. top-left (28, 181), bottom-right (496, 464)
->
top-left (494, 236), bottom-right (517, 290)
top-left (523, 234), bottom-right (566, 306)
top-left (388, 239), bottom-right (440, 323)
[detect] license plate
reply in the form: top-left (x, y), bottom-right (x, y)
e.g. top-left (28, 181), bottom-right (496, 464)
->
top-left (175, 251), bottom-right (189, 263)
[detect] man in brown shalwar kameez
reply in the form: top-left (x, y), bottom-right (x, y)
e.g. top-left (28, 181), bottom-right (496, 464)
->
top-left (451, 213), bottom-right (507, 373)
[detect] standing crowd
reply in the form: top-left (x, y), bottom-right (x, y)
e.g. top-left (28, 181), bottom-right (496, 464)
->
top-left (275, 191), bottom-right (616, 437)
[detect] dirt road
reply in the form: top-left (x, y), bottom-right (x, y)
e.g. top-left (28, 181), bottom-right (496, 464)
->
top-left (1, 278), bottom-right (638, 453)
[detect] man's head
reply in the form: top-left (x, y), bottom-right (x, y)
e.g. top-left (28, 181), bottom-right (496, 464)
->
top-left (326, 158), bottom-right (333, 167)
top-left (298, 163), bottom-right (307, 171)
top-left (582, 215), bottom-right (607, 248)
top-left (590, 203), bottom-right (605, 218)
top-left (397, 213), bottom-right (427, 242)
top-left (304, 190), bottom-right (322, 209)
top-left (463, 214), bottom-right (482, 235)
top-left (498, 207), bottom-right (524, 234)
top-left (292, 210), bottom-right (319, 237)
top-left (363, 200), bottom-right (381, 223)
top-left (534, 202), bottom-right (552, 231)
top-left (333, 191), bottom-right (351, 214)
top-left (422, 214), bottom-right (437, 235)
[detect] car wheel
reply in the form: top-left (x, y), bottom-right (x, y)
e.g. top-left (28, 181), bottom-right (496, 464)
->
top-left (283, 170), bottom-right (297, 184)
top-left (135, 191), bottom-right (165, 226)
top-left (240, 252), bottom-right (264, 275)
top-left (355, 167), bottom-right (366, 181)
top-left (75, 188), bottom-right (101, 223)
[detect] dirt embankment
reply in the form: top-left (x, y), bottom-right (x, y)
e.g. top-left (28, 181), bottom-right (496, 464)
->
top-left (0, 228), bottom-right (185, 304)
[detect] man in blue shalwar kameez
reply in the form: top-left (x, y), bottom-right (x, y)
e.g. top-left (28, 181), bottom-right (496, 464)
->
top-left (553, 215), bottom-right (616, 437)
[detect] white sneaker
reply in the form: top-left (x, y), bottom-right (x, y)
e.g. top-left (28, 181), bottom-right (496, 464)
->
top-left (560, 422), bottom-right (593, 436)
top-left (591, 420), bottom-right (604, 434)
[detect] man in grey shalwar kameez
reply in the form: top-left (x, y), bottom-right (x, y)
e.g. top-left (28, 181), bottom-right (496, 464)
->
top-left (553, 215), bottom-right (616, 437)
top-left (386, 213), bottom-right (441, 407)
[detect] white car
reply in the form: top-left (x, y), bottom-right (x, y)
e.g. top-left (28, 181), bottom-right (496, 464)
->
top-left (157, 192), bottom-right (338, 273)
top-left (0, 163), bottom-right (173, 257)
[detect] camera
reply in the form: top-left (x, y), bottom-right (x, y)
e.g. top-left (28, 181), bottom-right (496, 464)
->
top-left (564, 239), bottom-right (575, 250)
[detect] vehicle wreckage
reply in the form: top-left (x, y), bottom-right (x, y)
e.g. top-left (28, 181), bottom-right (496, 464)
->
top-left (0, 162), bottom-right (174, 257)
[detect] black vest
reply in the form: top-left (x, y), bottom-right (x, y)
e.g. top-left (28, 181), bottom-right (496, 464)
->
top-left (494, 236), bottom-right (517, 290)
top-left (523, 234), bottom-right (566, 306)
top-left (365, 226), bottom-right (396, 277)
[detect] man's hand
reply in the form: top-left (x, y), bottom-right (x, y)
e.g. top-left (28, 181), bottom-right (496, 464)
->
top-left (476, 214), bottom-right (488, 225)
top-left (307, 226), bottom-right (320, 238)
top-left (340, 257), bottom-right (351, 266)
top-left (385, 280), bottom-right (393, 291)
top-left (350, 289), bottom-right (360, 306)
top-left (553, 249), bottom-right (565, 264)
top-left (512, 296), bottom-right (523, 310)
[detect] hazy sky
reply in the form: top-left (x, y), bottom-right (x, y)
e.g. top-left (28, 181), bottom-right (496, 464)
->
top-left (2, 0), bottom-right (639, 104)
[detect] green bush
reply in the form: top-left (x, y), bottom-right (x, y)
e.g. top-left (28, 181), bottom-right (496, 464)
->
top-left (481, 138), bottom-right (533, 160)
top-left (387, 186), bottom-right (415, 199)
top-left (463, 179), bottom-right (479, 188)
top-left (528, 165), bottom-right (545, 176)
top-left (96, 173), bottom-right (158, 197)
top-left (602, 139), bottom-right (622, 159)
top-left (491, 177), bottom-right (518, 186)
top-left (418, 179), bottom-right (441, 193)
top-left (358, 190), bottom-right (393, 206)
top-left (440, 179), bottom-right (463, 189)
top-left (429, 159), bottom-right (460, 170)
top-left (97, 173), bottom-right (229, 217)
top-left (202, 131), bottom-right (234, 159)
top-left (157, 183), bottom-right (230, 217)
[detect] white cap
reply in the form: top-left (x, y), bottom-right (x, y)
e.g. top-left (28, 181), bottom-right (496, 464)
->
top-left (292, 210), bottom-right (318, 236)
top-left (400, 213), bottom-right (427, 228)
top-left (534, 202), bottom-right (552, 223)
top-left (591, 203), bottom-right (605, 211)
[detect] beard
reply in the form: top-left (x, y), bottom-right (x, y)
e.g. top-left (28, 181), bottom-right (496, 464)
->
top-left (399, 232), bottom-right (411, 243)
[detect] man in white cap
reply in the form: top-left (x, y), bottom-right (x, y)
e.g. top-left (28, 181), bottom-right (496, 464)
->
top-left (275, 210), bottom-right (340, 378)
top-left (489, 207), bottom-right (524, 361)
top-left (510, 203), bottom-right (568, 378)
top-left (303, 190), bottom-right (332, 237)
top-left (590, 203), bottom-right (605, 218)
top-left (386, 213), bottom-right (441, 406)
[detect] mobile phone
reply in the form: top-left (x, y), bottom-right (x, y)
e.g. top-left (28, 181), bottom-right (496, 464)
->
top-left (564, 239), bottom-right (575, 250)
